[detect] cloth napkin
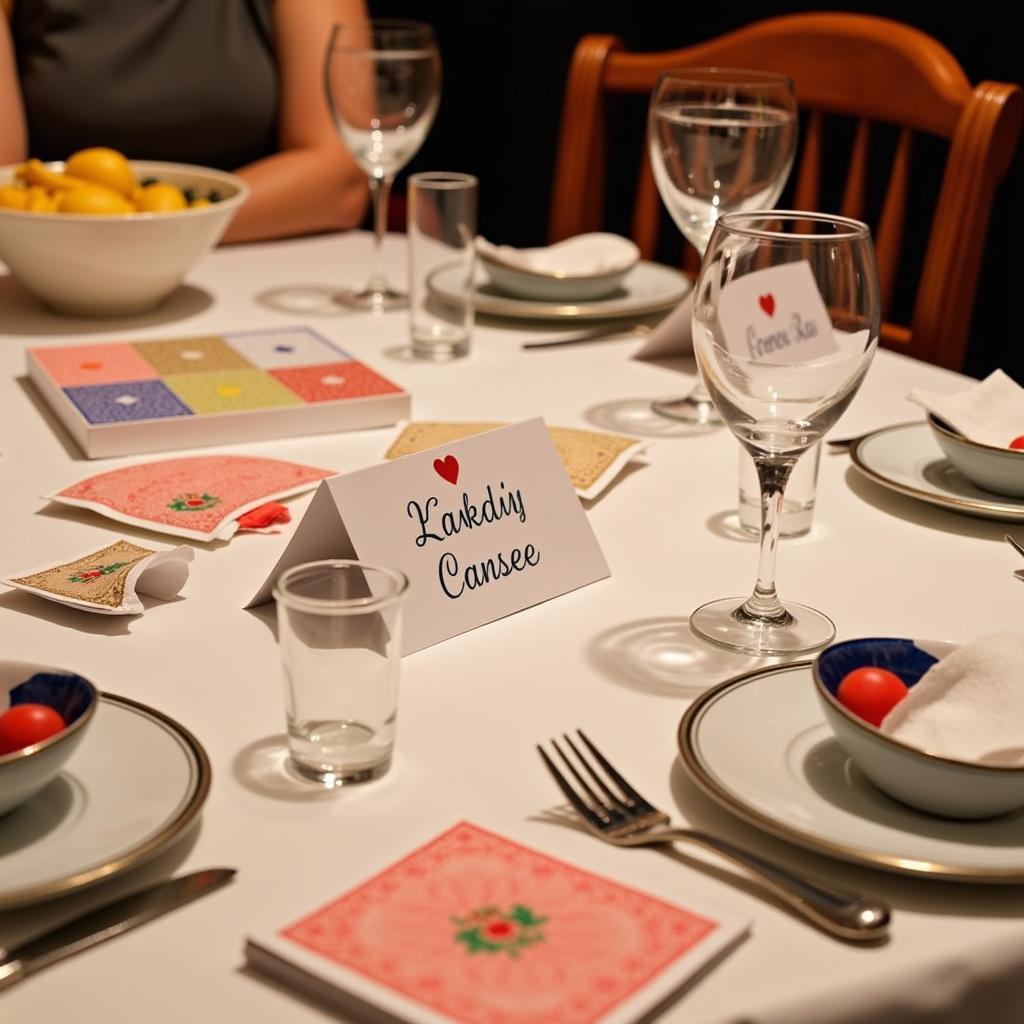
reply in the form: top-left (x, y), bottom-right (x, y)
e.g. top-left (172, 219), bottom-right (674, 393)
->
top-left (881, 632), bottom-right (1024, 765)
top-left (476, 233), bottom-right (638, 275)
top-left (907, 370), bottom-right (1024, 449)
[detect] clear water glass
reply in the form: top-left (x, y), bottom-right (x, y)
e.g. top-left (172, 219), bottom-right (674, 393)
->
top-left (325, 20), bottom-right (441, 311)
top-left (647, 68), bottom-right (797, 424)
top-left (690, 211), bottom-right (880, 656)
top-left (274, 560), bottom-right (409, 786)
top-left (739, 442), bottom-right (821, 537)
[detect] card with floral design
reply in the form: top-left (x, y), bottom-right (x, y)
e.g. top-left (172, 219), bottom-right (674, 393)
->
top-left (2, 539), bottom-right (193, 614)
top-left (46, 455), bottom-right (334, 541)
top-left (245, 822), bottom-right (748, 1023)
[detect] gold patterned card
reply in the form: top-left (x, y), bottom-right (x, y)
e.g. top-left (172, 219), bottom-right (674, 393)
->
top-left (3, 540), bottom-right (194, 615)
top-left (385, 422), bottom-right (646, 500)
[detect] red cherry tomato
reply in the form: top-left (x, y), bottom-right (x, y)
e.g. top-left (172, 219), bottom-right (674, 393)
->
top-left (0, 704), bottom-right (66, 756)
top-left (835, 667), bottom-right (909, 728)
top-left (1009, 436), bottom-right (1024, 450)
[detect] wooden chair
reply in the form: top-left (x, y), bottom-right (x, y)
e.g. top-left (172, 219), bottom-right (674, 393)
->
top-left (549, 14), bottom-right (1022, 371)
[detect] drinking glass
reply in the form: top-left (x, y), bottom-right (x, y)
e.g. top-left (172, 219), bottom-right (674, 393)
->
top-left (647, 68), bottom-right (797, 423)
top-left (274, 560), bottom-right (409, 786)
top-left (690, 212), bottom-right (880, 655)
top-left (325, 20), bottom-right (441, 311)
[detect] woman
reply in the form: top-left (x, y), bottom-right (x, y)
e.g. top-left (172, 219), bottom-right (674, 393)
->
top-left (0, 0), bottom-right (368, 242)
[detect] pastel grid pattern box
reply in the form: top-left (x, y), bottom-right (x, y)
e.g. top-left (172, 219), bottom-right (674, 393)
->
top-left (27, 327), bottom-right (410, 458)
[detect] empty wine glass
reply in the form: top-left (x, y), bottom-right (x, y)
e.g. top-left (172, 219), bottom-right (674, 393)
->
top-left (648, 68), bottom-right (797, 423)
top-left (690, 211), bottom-right (880, 655)
top-left (325, 20), bottom-right (441, 311)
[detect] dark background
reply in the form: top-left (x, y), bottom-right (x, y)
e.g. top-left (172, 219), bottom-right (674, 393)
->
top-left (370, 1), bottom-right (1022, 383)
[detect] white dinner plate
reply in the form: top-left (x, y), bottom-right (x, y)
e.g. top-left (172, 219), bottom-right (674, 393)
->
top-left (678, 662), bottom-right (1024, 882)
top-left (429, 260), bottom-right (691, 320)
top-left (850, 421), bottom-right (1024, 522)
top-left (0, 693), bottom-right (210, 908)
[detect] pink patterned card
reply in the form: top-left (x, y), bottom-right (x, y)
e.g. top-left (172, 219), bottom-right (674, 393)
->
top-left (245, 823), bottom-right (748, 1023)
top-left (47, 455), bottom-right (334, 542)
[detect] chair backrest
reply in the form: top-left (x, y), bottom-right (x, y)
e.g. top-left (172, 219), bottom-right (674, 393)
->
top-left (549, 13), bottom-right (1022, 370)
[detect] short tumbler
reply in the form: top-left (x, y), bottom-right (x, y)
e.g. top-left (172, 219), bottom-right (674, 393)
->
top-left (274, 560), bottom-right (409, 786)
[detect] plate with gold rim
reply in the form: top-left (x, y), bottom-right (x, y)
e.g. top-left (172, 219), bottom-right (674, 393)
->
top-left (678, 662), bottom-right (1024, 882)
top-left (850, 421), bottom-right (1024, 522)
top-left (0, 692), bottom-right (210, 908)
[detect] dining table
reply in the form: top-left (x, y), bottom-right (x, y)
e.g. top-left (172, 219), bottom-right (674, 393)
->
top-left (1, 229), bottom-right (1022, 1024)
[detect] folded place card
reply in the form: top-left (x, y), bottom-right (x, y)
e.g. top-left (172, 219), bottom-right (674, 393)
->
top-left (2, 539), bottom-right (193, 615)
top-left (245, 822), bottom-right (749, 1024)
top-left (385, 421), bottom-right (647, 501)
top-left (47, 455), bottom-right (334, 542)
top-left (250, 419), bottom-right (610, 654)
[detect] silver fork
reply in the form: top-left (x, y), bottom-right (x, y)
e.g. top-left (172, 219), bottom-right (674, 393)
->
top-left (537, 730), bottom-right (890, 942)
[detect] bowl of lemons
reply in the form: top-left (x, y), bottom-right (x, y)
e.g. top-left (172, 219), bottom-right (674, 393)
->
top-left (0, 148), bottom-right (249, 316)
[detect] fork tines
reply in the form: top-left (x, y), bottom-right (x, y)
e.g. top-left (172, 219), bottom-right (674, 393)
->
top-left (537, 730), bottom-right (663, 837)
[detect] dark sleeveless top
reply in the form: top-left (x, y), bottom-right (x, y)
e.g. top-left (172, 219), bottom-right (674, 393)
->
top-left (11, 0), bottom-right (279, 169)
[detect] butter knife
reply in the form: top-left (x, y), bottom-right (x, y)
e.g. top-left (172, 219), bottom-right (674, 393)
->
top-left (0, 868), bottom-right (235, 990)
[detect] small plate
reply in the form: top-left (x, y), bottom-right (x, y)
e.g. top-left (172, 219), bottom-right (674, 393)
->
top-left (0, 692), bottom-right (210, 908)
top-left (850, 421), bottom-right (1024, 522)
top-left (430, 260), bottom-right (691, 321)
top-left (678, 662), bottom-right (1024, 882)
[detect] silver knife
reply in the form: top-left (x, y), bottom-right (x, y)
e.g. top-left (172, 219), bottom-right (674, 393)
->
top-left (0, 868), bottom-right (235, 990)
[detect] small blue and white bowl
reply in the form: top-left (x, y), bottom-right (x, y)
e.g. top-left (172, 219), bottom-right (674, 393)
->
top-left (0, 661), bottom-right (97, 816)
top-left (814, 638), bottom-right (1024, 820)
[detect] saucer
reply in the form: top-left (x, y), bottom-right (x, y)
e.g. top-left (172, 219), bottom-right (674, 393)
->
top-left (0, 692), bottom-right (210, 908)
top-left (430, 260), bottom-right (691, 321)
top-left (850, 421), bottom-right (1024, 522)
top-left (678, 662), bottom-right (1024, 881)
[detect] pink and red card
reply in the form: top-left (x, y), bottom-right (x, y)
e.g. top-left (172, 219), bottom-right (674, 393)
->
top-left (245, 823), bottom-right (747, 1023)
top-left (47, 455), bottom-right (333, 542)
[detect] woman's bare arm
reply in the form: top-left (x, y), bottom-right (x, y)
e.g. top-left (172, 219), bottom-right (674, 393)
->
top-left (222, 0), bottom-right (370, 243)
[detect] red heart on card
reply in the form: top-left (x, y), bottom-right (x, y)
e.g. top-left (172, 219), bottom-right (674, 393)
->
top-left (433, 455), bottom-right (459, 485)
top-left (758, 294), bottom-right (775, 316)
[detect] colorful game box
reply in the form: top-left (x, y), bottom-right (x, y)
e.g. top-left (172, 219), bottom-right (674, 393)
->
top-left (27, 327), bottom-right (410, 458)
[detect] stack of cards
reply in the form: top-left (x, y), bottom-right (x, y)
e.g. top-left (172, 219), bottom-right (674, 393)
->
top-left (385, 422), bottom-right (647, 501)
top-left (2, 540), bottom-right (193, 615)
top-left (245, 822), bottom-right (747, 1023)
top-left (47, 455), bottom-right (333, 542)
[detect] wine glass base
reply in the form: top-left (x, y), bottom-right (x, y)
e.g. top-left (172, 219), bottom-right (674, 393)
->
top-left (651, 395), bottom-right (721, 425)
top-left (333, 286), bottom-right (407, 312)
top-left (690, 597), bottom-right (835, 656)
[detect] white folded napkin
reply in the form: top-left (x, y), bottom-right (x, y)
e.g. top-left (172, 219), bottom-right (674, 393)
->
top-left (907, 370), bottom-right (1024, 448)
top-left (881, 632), bottom-right (1024, 765)
top-left (476, 233), bottom-right (639, 275)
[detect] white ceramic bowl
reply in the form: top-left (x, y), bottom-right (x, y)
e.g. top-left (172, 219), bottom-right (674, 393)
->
top-left (814, 637), bottom-right (1024, 820)
top-left (929, 415), bottom-right (1024, 497)
top-left (477, 233), bottom-right (641, 301)
top-left (0, 661), bottom-right (97, 816)
top-left (0, 160), bottom-right (249, 316)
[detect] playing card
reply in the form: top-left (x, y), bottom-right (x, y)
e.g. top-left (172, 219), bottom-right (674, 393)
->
top-left (385, 422), bottom-right (646, 500)
top-left (246, 822), bottom-right (747, 1024)
top-left (46, 455), bottom-right (334, 541)
top-left (3, 539), bottom-right (194, 615)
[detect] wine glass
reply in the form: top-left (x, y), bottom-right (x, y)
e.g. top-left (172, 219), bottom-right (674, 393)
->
top-left (690, 211), bottom-right (880, 655)
top-left (325, 20), bottom-right (441, 311)
top-left (647, 68), bottom-right (798, 423)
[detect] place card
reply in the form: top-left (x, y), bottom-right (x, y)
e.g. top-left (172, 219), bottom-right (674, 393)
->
top-left (717, 260), bottom-right (838, 364)
top-left (245, 822), bottom-right (749, 1024)
top-left (250, 419), bottom-right (610, 654)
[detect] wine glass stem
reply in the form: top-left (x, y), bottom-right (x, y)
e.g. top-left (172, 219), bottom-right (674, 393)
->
top-left (366, 174), bottom-right (394, 296)
top-left (740, 456), bottom-right (796, 623)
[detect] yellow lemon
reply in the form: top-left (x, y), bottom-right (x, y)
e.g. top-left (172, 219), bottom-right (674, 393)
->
top-left (0, 185), bottom-right (29, 210)
top-left (58, 185), bottom-right (136, 215)
top-left (189, 197), bottom-right (211, 208)
top-left (136, 182), bottom-right (188, 212)
top-left (26, 185), bottom-right (60, 212)
top-left (15, 158), bottom-right (94, 192)
top-left (65, 148), bottom-right (136, 197)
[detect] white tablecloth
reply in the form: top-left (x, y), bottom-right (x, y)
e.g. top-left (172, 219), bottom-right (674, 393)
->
top-left (2, 233), bottom-right (1022, 1024)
